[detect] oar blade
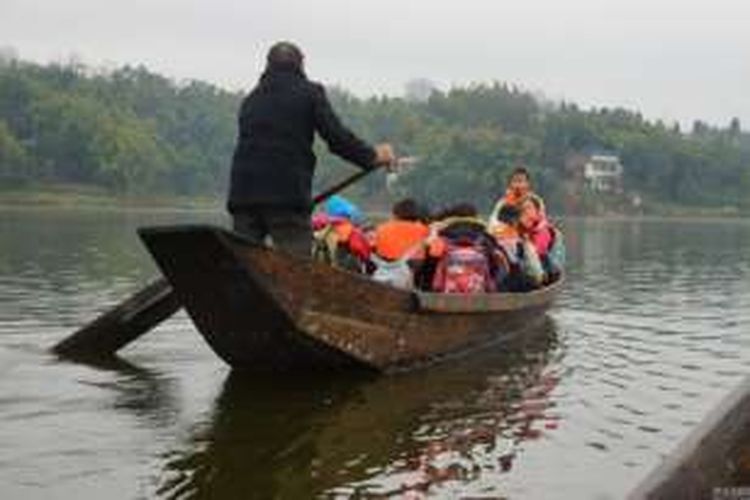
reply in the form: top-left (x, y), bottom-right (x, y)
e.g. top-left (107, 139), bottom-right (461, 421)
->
top-left (53, 278), bottom-right (180, 358)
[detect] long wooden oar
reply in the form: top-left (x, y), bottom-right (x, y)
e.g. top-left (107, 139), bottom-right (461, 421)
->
top-left (52, 166), bottom-right (384, 359)
top-left (53, 279), bottom-right (179, 358)
top-left (311, 168), bottom-right (373, 204)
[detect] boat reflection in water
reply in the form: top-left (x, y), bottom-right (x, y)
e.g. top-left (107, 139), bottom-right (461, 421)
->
top-left (154, 318), bottom-right (563, 498)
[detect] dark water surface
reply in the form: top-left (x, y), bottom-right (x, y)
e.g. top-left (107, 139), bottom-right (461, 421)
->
top-left (1, 209), bottom-right (749, 499)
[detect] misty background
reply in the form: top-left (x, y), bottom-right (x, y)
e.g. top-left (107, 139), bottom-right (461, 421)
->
top-left (1, 0), bottom-right (748, 215)
top-left (2, 0), bottom-right (749, 127)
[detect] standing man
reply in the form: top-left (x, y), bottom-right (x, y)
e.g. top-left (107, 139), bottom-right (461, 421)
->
top-left (228, 41), bottom-right (395, 258)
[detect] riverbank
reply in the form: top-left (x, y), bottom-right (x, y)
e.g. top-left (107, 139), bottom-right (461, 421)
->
top-left (0, 184), bottom-right (222, 212)
top-left (640, 199), bottom-right (748, 219)
top-left (568, 190), bottom-right (748, 219)
top-left (1, 185), bottom-right (747, 219)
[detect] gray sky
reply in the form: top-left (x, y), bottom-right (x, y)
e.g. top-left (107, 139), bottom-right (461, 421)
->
top-left (2, 0), bottom-right (749, 128)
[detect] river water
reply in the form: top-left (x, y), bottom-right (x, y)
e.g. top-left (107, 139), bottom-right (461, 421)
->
top-left (1, 209), bottom-right (749, 499)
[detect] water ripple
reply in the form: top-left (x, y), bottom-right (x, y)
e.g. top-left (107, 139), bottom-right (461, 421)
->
top-left (1, 214), bottom-right (749, 499)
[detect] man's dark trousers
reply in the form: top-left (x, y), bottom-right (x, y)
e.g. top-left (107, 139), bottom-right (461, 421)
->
top-left (231, 206), bottom-right (311, 259)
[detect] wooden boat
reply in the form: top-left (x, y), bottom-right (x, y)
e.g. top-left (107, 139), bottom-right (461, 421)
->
top-left (138, 225), bottom-right (563, 373)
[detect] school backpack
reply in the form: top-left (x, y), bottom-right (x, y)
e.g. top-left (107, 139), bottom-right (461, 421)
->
top-left (431, 241), bottom-right (496, 293)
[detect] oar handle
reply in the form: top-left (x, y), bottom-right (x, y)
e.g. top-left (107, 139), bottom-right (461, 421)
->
top-left (313, 168), bottom-right (375, 205)
top-left (312, 156), bottom-right (419, 205)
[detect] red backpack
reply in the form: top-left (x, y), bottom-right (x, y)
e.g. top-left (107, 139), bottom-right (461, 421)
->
top-left (432, 241), bottom-right (496, 293)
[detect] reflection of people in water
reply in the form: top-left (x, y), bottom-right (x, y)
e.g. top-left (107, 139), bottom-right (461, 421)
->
top-left (376, 327), bottom-right (562, 496)
top-left (154, 319), bottom-right (561, 498)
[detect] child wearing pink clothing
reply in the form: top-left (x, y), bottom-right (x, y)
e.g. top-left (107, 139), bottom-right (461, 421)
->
top-left (519, 196), bottom-right (553, 258)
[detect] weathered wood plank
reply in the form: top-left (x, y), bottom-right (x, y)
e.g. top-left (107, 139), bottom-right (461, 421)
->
top-left (629, 374), bottom-right (750, 499)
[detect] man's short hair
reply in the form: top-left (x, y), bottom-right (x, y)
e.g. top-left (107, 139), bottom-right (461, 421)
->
top-left (266, 42), bottom-right (304, 72)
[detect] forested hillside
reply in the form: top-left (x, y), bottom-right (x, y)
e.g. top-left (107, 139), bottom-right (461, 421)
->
top-left (0, 58), bottom-right (238, 195)
top-left (1, 57), bottom-right (748, 213)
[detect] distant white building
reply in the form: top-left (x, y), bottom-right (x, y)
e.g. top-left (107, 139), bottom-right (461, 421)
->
top-left (582, 154), bottom-right (623, 192)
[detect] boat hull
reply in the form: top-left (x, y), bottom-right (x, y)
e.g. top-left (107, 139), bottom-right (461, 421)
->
top-left (138, 225), bottom-right (562, 373)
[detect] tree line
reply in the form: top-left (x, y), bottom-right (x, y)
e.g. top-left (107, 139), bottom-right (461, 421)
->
top-left (1, 57), bottom-right (748, 213)
top-left (0, 58), bottom-right (238, 195)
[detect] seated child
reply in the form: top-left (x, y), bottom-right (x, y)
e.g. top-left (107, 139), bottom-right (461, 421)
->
top-left (372, 199), bottom-right (430, 261)
top-left (494, 204), bottom-right (545, 291)
top-left (370, 199), bottom-right (431, 289)
top-left (518, 196), bottom-right (565, 282)
top-left (488, 167), bottom-right (546, 236)
top-left (311, 196), bottom-right (370, 273)
top-left (519, 196), bottom-right (552, 257)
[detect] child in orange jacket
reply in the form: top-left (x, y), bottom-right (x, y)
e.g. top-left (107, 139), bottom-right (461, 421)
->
top-left (488, 167), bottom-right (546, 236)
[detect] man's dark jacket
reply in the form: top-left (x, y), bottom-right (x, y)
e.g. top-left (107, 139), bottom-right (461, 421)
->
top-left (228, 67), bottom-right (376, 212)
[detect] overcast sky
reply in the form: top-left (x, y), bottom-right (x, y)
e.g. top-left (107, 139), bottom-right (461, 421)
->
top-left (2, 0), bottom-right (749, 128)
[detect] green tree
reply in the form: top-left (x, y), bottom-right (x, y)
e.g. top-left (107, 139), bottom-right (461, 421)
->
top-left (0, 119), bottom-right (29, 184)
